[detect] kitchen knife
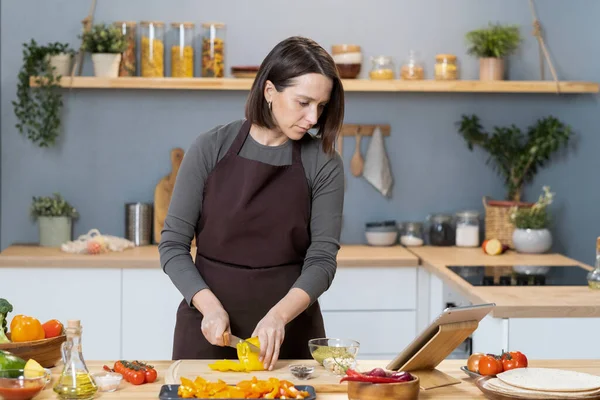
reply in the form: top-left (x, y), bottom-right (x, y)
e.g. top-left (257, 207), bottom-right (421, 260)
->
top-left (223, 332), bottom-right (261, 353)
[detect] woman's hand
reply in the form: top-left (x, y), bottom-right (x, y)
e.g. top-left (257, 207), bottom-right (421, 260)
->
top-left (192, 289), bottom-right (230, 346)
top-left (252, 310), bottom-right (286, 370)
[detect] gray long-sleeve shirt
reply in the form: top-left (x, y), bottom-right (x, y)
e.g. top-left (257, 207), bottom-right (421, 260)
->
top-left (158, 119), bottom-right (344, 307)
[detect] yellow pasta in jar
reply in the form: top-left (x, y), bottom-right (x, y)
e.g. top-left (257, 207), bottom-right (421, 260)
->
top-left (171, 45), bottom-right (194, 77)
top-left (202, 37), bottom-right (224, 77)
top-left (141, 36), bottom-right (164, 77)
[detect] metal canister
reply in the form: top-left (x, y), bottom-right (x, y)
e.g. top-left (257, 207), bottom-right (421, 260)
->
top-left (125, 203), bottom-right (153, 246)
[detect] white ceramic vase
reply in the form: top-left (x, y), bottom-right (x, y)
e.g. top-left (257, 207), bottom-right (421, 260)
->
top-left (38, 216), bottom-right (72, 247)
top-left (91, 53), bottom-right (122, 77)
top-left (512, 228), bottom-right (552, 254)
top-left (47, 53), bottom-right (74, 77)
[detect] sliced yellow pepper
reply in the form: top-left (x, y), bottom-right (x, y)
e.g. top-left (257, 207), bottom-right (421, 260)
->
top-left (208, 336), bottom-right (265, 373)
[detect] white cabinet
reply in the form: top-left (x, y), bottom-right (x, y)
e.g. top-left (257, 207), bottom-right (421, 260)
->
top-left (121, 269), bottom-right (184, 360)
top-left (0, 268), bottom-right (121, 360)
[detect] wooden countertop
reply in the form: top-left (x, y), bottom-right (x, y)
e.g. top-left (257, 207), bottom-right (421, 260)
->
top-left (34, 359), bottom-right (600, 399)
top-left (0, 244), bottom-right (419, 268)
top-left (408, 246), bottom-right (599, 318)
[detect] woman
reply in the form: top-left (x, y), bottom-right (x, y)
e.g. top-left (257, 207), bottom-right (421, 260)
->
top-left (159, 36), bottom-right (345, 371)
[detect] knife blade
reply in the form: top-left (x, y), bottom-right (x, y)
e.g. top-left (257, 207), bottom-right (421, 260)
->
top-left (223, 332), bottom-right (261, 353)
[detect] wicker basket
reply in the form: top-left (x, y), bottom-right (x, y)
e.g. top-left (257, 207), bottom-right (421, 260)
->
top-left (483, 197), bottom-right (533, 248)
top-left (0, 334), bottom-right (66, 368)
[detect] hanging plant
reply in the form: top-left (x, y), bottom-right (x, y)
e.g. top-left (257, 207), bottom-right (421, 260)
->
top-left (12, 39), bottom-right (74, 148)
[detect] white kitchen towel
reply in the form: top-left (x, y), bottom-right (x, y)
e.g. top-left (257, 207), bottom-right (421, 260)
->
top-left (362, 126), bottom-right (393, 197)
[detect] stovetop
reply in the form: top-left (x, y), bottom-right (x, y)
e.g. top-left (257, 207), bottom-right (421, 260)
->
top-left (447, 265), bottom-right (590, 286)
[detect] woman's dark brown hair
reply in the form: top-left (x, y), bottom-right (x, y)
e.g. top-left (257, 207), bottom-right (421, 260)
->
top-left (245, 36), bottom-right (344, 155)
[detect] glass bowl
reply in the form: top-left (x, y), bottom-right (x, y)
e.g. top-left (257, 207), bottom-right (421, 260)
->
top-left (91, 371), bottom-right (123, 392)
top-left (308, 338), bottom-right (360, 367)
top-left (0, 369), bottom-right (50, 400)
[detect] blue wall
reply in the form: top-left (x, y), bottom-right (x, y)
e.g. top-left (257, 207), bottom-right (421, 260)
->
top-left (1, 0), bottom-right (599, 264)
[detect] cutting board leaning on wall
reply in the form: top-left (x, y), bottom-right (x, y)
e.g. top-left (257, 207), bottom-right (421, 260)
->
top-left (154, 147), bottom-right (196, 247)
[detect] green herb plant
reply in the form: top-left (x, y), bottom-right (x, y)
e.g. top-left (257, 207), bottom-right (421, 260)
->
top-left (457, 115), bottom-right (572, 202)
top-left (465, 23), bottom-right (522, 58)
top-left (31, 193), bottom-right (79, 219)
top-left (511, 186), bottom-right (554, 229)
top-left (81, 23), bottom-right (127, 53)
top-left (13, 39), bottom-right (74, 148)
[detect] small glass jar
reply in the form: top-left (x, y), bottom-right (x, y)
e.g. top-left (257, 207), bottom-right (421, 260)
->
top-left (140, 21), bottom-right (165, 77)
top-left (399, 222), bottom-right (425, 247)
top-left (587, 237), bottom-right (600, 289)
top-left (113, 21), bottom-right (137, 76)
top-left (455, 211), bottom-right (480, 247)
top-left (201, 22), bottom-right (225, 77)
top-left (427, 213), bottom-right (455, 246)
top-left (170, 22), bottom-right (195, 78)
top-left (400, 50), bottom-right (424, 80)
top-left (369, 56), bottom-right (395, 80)
top-left (331, 44), bottom-right (362, 79)
top-left (434, 54), bottom-right (458, 80)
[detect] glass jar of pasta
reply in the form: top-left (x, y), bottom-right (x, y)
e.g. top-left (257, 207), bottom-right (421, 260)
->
top-left (369, 56), bottom-right (395, 80)
top-left (434, 54), bottom-right (458, 80)
top-left (170, 22), bottom-right (195, 78)
top-left (140, 21), bottom-right (165, 77)
top-left (113, 21), bottom-right (136, 76)
top-left (201, 22), bottom-right (225, 77)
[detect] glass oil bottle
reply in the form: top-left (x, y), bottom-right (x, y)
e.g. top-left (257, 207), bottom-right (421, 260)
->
top-left (587, 237), bottom-right (600, 289)
top-left (53, 320), bottom-right (98, 400)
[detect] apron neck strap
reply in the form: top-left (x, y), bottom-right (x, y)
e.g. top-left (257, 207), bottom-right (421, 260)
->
top-left (230, 120), bottom-right (302, 165)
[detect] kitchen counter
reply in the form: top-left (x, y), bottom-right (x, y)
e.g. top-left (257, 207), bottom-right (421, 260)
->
top-left (0, 244), bottom-right (419, 268)
top-left (34, 359), bottom-right (600, 399)
top-left (408, 246), bottom-right (598, 318)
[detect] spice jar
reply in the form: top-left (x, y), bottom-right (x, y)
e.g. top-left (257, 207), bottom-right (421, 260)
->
top-left (400, 50), bottom-right (424, 80)
top-left (399, 222), bottom-right (425, 247)
top-left (369, 56), bottom-right (395, 80)
top-left (202, 22), bottom-right (225, 77)
top-left (434, 54), bottom-right (458, 80)
top-left (170, 22), bottom-right (195, 78)
top-left (331, 44), bottom-right (362, 79)
top-left (113, 21), bottom-right (136, 77)
top-left (455, 211), bottom-right (480, 247)
top-left (140, 21), bottom-right (165, 77)
top-left (427, 213), bottom-right (455, 246)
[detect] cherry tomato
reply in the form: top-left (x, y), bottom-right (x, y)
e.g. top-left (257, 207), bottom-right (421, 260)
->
top-left (129, 369), bottom-right (145, 385)
top-left (478, 355), bottom-right (503, 376)
top-left (467, 353), bottom-right (485, 373)
top-left (144, 368), bottom-right (157, 383)
top-left (501, 351), bottom-right (528, 371)
top-left (42, 319), bottom-right (64, 338)
top-left (114, 361), bottom-right (124, 374)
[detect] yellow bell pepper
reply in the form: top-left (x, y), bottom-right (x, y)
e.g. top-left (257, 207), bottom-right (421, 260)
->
top-left (208, 336), bottom-right (265, 372)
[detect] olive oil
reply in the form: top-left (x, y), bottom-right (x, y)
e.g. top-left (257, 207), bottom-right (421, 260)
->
top-left (53, 320), bottom-right (98, 400)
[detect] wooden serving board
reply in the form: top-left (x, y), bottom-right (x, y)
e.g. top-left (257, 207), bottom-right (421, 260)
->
top-left (165, 360), bottom-right (348, 393)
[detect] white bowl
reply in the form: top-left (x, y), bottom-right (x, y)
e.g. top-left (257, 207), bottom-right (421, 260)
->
top-left (365, 231), bottom-right (398, 246)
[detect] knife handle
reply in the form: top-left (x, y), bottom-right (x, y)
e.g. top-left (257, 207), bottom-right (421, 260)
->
top-left (222, 332), bottom-right (231, 346)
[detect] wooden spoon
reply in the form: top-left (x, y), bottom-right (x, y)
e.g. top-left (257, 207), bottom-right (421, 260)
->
top-left (350, 128), bottom-right (364, 177)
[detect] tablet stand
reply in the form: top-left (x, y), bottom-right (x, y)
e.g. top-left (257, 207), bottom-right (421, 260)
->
top-left (396, 320), bottom-right (479, 390)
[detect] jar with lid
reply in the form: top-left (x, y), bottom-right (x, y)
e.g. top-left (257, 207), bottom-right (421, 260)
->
top-left (202, 22), bottom-right (225, 77)
top-left (434, 54), bottom-right (458, 80)
top-left (170, 22), bottom-right (195, 78)
top-left (455, 211), bottom-right (480, 247)
top-left (399, 222), bottom-right (424, 247)
top-left (331, 44), bottom-right (362, 79)
top-left (400, 50), bottom-right (424, 80)
top-left (369, 56), bottom-right (395, 80)
top-left (113, 21), bottom-right (136, 76)
top-left (427, 213), bottom-right (455, 246)
top-left (587, 237), bottom-right (600, 289)
top-left (140, 21), bottom-right (165, 77)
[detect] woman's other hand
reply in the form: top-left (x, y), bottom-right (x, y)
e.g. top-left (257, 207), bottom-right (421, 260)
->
top-left (252, 310), bottom-right (286, 370)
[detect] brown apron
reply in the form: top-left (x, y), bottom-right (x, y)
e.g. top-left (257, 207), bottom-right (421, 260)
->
top-left (172, 120), bottom-right (326, 360)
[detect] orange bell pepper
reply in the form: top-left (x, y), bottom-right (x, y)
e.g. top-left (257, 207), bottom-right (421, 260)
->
top-left (10, 315), bottom-right (45, 342)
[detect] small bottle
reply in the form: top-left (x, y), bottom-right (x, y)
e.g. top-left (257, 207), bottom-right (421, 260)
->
top-left (586, 237), bottom-right (600, 289)
top-left (54, 320), bottom-right (98, 400)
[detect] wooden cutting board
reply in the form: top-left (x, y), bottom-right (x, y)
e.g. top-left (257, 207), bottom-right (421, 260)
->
top-left (154, 148), bottom-right (195, 247)
top-left (165, 360), bottom-right (347, 393)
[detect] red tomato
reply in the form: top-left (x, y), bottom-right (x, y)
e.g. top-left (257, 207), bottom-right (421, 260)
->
top-left (114, 361), bottom-right (124, 374)
top-left (42, 319), bottom-right (64, 338)
top-left (144, 368), bottom-right (157, 383)
top-left (467, 353), bottom-right (485, 373)
top-left (501, 351), bottom-right (528, 371)
top-left (478, 355), bottom-right (503, 376)
top-left (129, 370), bottom-right (145, 385)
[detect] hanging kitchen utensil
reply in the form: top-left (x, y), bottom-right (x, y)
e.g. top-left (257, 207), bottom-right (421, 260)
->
top-left (350, 126), bottom-right (364, 177)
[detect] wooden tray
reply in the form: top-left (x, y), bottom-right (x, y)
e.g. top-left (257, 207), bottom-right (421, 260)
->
top-left (475, 376), bottom-right (600, 400)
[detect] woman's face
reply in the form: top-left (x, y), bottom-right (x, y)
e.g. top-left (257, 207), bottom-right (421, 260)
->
top-left (265, 73), bottom-right (333, 140)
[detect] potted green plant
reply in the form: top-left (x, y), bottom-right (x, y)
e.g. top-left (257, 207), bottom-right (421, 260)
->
top-left (465, 22), bottom-right (521, 81)
top-left (13, 40), bottom-right (74, 148)
top-left (510, 186), bottom-right (554, 256)
top-left (31, 193), bottom-right (79, 247)
top-left (81, 23), bottom-right (127, 77)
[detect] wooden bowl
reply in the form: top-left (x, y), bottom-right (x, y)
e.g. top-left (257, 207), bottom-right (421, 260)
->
top-left (0, 334), bottom-right (66, 368)
top-left (347, 377), bottom-right (420, 400)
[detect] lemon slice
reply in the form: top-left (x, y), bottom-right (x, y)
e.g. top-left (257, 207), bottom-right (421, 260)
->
top-left (24, 359), bottom-right (45, 378)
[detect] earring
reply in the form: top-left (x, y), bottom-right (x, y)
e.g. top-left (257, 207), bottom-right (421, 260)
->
top-left (268, 101), bottom-right (272, 111)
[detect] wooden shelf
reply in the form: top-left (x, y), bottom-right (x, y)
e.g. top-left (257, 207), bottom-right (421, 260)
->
top-left (30, 76), bottom-right (599, 93)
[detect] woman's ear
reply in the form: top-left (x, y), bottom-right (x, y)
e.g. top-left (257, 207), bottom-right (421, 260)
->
top-left (263, 80), bottom-right (275, 103)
